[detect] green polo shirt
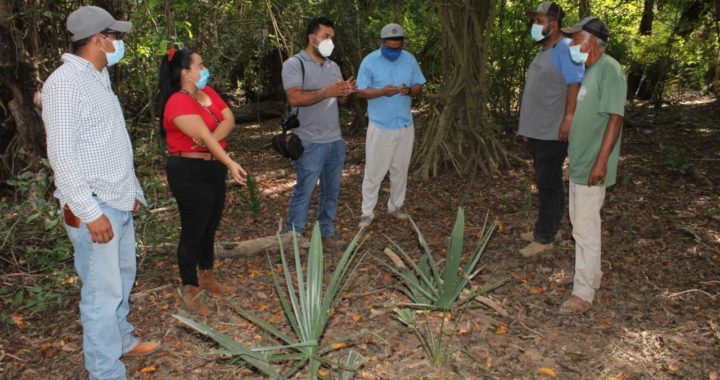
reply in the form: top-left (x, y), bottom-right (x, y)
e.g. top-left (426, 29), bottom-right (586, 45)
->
top-left (568, 54), bottom-right (627, 187)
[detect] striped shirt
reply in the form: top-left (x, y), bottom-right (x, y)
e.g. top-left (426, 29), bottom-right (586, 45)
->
top-left (42, 53), bottom-right (145, 223)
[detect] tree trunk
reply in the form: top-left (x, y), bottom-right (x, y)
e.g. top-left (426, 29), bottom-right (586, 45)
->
top-left (639, 0), bottom-right (654, 35)
top-left (578, 0), bottom-right (590, 19)
top-left (413, 0), bottom-right (507, 178)
top-left (0, 0), bottom-right (46, 181)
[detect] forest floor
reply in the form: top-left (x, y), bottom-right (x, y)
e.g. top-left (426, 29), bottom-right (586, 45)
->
top-left (2, 94), bottom-right (719, 379)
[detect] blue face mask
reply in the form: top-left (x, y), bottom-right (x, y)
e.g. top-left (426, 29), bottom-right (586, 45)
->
top-left (194, 68), bottom-right (210, 89)
top-left (569, 44), bottom-right (589, 64)
top-left (381, 46), bottom-right (402, 61)
top-left (530, 23), bottom-right (545, 41)
top-left (103, 40), bottom-right (125, 67)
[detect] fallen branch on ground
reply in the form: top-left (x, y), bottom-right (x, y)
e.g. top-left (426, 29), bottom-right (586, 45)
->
top-left (215, 232), bottom-right (309, 258)
top-left (130, 283), bottom-right (173, 303)
top-left (475, 295), bottom-right (509, 317)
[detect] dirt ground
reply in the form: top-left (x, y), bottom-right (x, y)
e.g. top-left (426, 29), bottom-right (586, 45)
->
top-left (2, 94), bottom-right (719, 379)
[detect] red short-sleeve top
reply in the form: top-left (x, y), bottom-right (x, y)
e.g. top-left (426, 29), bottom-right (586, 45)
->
top-left (163, 86), bottom-right (229, 152)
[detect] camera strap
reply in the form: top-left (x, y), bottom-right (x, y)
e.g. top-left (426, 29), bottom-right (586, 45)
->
top-left (291, 55), bottom-right (305, 116)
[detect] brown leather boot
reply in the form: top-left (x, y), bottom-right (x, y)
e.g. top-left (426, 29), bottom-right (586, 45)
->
top-left (198, 269), bottom-right (236, 296)
top-left (181, 285), bottom-right (209, 316)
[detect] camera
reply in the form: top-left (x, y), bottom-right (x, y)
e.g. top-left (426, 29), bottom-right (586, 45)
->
top-left (282, 112), bottom-right (300, 131)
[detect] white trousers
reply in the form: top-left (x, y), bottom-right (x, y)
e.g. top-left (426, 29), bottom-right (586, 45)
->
top-left (569, 181), bottom-right (606, 302)
top-left (361, 122), bottom-right (414, 218)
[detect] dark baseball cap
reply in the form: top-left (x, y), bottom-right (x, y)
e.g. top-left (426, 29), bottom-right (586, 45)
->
top-left (526, 1), bottom-right (565, 20)
top-left (561, 17), bottom-right (610, 42)
top-left (67, 6), bottom-right (132, 42)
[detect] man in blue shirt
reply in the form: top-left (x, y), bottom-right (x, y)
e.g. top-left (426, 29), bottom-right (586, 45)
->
top-left (518, 2), bottom-right (584, 257)
top-left (356, 23), bottom-right (426, 227)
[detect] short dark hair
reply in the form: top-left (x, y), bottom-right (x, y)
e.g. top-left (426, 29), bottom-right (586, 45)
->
top-left (71, 35), bottom-right (94, 53)
top-left (305, 17), bottom-right (334, 39)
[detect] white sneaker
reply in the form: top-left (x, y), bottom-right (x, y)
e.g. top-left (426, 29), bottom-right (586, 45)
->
top-left (358, 216), bottom-right (373, 228)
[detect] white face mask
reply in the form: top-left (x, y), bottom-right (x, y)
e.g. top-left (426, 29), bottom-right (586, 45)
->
top-left (314, 37), bottom-right (334, 57)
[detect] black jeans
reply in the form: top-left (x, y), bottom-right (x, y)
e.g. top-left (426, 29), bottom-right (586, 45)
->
top-left (528, 138), bottom-right (567, 244)
top-left (167, 156), bottom-right (227, 286)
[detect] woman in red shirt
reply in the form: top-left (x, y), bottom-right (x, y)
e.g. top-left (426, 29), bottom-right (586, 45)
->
top-left (157, 48), bottom-right (246, 316)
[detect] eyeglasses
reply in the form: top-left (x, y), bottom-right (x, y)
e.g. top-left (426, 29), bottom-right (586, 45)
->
top-left (101, 30), bottom-right (124, 40)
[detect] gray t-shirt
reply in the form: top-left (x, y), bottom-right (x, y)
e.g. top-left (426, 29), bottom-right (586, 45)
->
top-left (518, 39), bottom-right (584, 140)
top-left (281, 50), bottom-right (343, 144)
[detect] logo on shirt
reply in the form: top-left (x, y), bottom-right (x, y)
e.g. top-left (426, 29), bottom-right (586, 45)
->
top-left (577, 85), bottom-right (588, 102)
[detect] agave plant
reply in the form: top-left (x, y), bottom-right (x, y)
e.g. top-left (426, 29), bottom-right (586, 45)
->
top-left (173, 223), bottom-right (367, 379)
top-left (393, 307), bottom-right (454, 367)
top-left (384, 207), bottom-right (507, 311)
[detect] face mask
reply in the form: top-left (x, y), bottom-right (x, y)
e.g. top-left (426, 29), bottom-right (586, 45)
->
top-left (193, 68), bottom-right (210, 89)
top-left (381, 46), bottom-right (402, 61)
top-left (102, 39), bottom-right (125, 66)
top-left (569, 43), bottom-right (589, 64)
top-left (314, 37), bottom-right (334, 57)
top-left (530, 24), bottom-right (545, 41)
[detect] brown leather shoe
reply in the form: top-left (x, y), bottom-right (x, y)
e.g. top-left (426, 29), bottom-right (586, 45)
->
top-left (182, 285), bottom-right (210, 316)
top-left (198, 269), bottom-right (236, 296)
top-left (124, 341), bottom-right (161, 357)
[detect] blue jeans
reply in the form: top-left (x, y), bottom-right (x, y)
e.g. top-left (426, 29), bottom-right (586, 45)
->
top-left (286, 139), bottom-right (345, 237)
top-left (65, 200), bottom-right (138, 380)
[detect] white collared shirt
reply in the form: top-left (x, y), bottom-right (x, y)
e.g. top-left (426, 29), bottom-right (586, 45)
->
top-left (42, 53), bottom-right (145, 223)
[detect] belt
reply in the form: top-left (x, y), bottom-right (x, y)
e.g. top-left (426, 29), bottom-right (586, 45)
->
top-left (169, 151), bottom-right (216, 161)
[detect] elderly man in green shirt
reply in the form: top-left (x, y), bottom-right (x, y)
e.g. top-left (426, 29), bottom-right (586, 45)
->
top-left (559, 17), bottom-right (627, 314)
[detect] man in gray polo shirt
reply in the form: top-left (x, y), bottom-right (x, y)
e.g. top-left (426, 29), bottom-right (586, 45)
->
top-left (281, 17), bottom-right (356, 248)
top-left (518, 2), bottom-right (584, 257)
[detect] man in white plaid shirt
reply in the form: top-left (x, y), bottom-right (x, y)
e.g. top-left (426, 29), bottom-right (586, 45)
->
top-left (42, 6), bottom-right (159, 380)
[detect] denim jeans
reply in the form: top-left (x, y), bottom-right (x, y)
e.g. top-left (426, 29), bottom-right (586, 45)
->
top-left (166, 156), bottom-right (227, 286)
top-left (528, 138), bottom-right (567, 244)
top-left (286, 139), bottom-right (345, 237)
top-left (65, 200), bottom-right (138, 380)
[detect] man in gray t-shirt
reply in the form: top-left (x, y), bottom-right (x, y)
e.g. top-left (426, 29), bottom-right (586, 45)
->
top-left (518, 2), bottom-right (584, 257)
top-left (281, 16), bottom-right (356, 248)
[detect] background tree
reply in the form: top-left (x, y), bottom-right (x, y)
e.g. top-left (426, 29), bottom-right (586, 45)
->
top-left (413, 0), bottom-right (509, 178)
top-left (0, 0), bottom-right (46, 181)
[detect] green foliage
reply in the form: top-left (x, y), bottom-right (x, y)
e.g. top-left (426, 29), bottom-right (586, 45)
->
top-left (384, 208), bottom-right (506, 311)
top-left (0, 161), bottom-right (76, 319)
top-left (2, 161), bottom-right (72, 271)
top-left (393, 308), bottom-right (455, 367)
top-left (242, 174), bottom-right (262, 215)
top-left (173, 223), bottom-right (367, 379)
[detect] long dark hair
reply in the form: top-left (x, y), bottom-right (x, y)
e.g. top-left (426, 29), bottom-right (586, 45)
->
top-left (157, 48), bottom-right (193, 137)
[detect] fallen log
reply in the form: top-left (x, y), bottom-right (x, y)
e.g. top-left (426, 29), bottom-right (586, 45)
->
top-left (227, 168), bottom-right (289, 186)
top-left (215, 232), bottom-right (309, 258)
top-left (141, 231), bottom-right (308, 258)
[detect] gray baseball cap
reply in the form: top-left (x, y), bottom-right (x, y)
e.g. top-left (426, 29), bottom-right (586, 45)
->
top-left (67, 6), bottom-right (132, 42)
top-left (380, 23), bottom-right (404, 39)
top-left (562, 17), bottom-right (610, 42)
top-left (526, 1), bottom-right (565, 20)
